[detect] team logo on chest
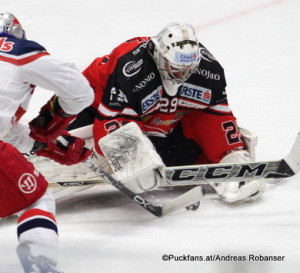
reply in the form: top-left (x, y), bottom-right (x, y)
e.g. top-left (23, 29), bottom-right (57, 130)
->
top-left (0, 37), bottom-right (14, 52)
top-left (179, 83), bottom-right (212, 104)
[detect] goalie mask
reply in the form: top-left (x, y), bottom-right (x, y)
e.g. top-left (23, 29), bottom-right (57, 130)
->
top-left (0, 12), bottom-right (26, 39)
top-left (149, 22), bottom-right (200, 96)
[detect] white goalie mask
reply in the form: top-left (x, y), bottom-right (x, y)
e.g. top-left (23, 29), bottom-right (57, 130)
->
top-left (0, 12), bottom-right (26, 39)
top-left (149, 22), bottom-right (200, 96)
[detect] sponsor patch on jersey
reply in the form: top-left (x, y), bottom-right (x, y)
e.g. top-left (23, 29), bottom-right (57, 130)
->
top-left (194, 68), bottom-right (221, 80)
top-left (132, 43), bottom-right (147, 55)
top-left (199, 47), bottom-right (216, 62)
top-left (175, 51), bottom-right (199, 63)
top-left (132, 72), bottom-right (155, 92)
top-left (179, 83), bottom-right (212, 104)
top-left (178, 99), bottom-right (205, 109)
top-left (141, 87), bottom-right (162, 113)
top-left (122, 59), bottom-right (143, 77)
top-left (109, 87), bottom-right (128, 105)
top-left (151, 115), bottom-right (179, 126)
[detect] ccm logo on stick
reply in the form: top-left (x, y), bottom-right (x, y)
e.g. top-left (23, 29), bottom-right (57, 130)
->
top-left (169, 163), bottom-right (268, 181)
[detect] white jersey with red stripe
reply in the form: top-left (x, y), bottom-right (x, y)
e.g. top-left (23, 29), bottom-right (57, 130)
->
top-left (0, 33), bottom-right (93, 152)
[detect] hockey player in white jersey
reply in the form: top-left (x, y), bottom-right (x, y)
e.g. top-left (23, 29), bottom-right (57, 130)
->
top-left (0, 13), bottom-right (94, 273)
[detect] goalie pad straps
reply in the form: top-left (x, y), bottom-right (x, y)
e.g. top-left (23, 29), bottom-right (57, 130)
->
top-left (99, 122), bottom-right (165, 193)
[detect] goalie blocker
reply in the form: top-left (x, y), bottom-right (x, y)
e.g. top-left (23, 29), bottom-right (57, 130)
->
top-left (99, 122), bottom-right (266, 203)
top-left (99, 122), bottom-right (165, 193)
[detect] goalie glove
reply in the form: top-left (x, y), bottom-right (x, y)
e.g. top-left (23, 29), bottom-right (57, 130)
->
top-left (32, 133), bottom-right (92, 166)
top-left (209, 150), bottom-right (266, 203)
top-left (29, 96), bottom-right (77, 142)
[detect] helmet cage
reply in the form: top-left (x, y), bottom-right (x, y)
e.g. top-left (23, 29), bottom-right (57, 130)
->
top-left (150, 23), bottom-right (200, 84)
top-left (158, 53), bottom-right (199, 83)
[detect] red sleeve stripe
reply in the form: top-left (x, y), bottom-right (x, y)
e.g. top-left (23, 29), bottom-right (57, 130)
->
top-left (0, 51), bottom-right (49, 66)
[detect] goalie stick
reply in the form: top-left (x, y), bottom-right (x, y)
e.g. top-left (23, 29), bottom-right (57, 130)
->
top-left (82, 159), bottom-right (204, 217)
top-left (45, 129), bottom-right (299, 216)
top-left (45, 130), bottom-right (300, 189)
top-left (165, 130), bottom-right (300, 186)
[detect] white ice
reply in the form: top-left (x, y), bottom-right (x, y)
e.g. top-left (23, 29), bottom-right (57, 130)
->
top-left (1, 0), bottom-right (300, 272)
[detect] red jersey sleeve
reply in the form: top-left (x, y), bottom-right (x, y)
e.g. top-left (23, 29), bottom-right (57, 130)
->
top-left (82, 37), bottom-right (150, 154)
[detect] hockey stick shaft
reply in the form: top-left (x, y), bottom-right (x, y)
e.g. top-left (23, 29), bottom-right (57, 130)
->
top-left (82, 159), bottom-right (203, 217)
top-left (165, 130), bottom-right (300, 186)
top-left (46, 131), bottom-right (300, 188)
top-left (165, 160), bottom-right (292, 185)
top-left (48, 158), bottom-right (296, 188)
top-left (47, 158), bottom-right (297, 188)
top-left (83, 159), bottom-right (162, 216)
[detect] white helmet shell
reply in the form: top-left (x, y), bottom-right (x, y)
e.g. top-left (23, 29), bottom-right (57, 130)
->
top-left (150, 22), bottom-right (200, 96)
top-left (0, 12), bottom-right (26, 39)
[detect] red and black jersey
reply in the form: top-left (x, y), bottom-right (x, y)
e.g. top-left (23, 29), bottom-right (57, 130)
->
top-left (83, 37), bottom-right (244, 162)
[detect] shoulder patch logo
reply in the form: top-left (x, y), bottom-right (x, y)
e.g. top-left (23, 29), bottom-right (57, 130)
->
top-left (110, 87), bottom-right (128, 103)
top-left (122, 60), bottom-right (143, 77)
top-left (0, 37), bottom-right (14, 52)
top-left (199, 47), bottom-right (216, 62)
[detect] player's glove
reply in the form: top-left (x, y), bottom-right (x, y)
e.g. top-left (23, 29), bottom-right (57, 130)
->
top-left (29, 96), bottom-right (77, 142)
top-left (32, 132), bottom-right (92, 166)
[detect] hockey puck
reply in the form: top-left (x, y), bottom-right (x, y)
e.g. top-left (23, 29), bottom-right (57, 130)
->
top-left (186, 201), bottom-right (200, 211)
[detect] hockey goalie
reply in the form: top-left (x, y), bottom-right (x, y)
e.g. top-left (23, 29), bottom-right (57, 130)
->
top-left (58, 22), bottom-right (266, 204)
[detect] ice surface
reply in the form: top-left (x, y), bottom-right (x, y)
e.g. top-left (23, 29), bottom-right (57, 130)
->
top-left (1, 0), bottom-right (300, 272)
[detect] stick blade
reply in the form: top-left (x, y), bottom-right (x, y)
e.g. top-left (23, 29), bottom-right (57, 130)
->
top-left (161, 186), bottom-right (204, 216)
top-left (284, 130), bottom-right (300, 174)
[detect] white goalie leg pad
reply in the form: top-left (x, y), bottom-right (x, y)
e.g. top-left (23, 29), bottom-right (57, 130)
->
top-left (210, 150), bottom-right (266, 203)
top-left (99, 122), bottom-right (165, 193)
